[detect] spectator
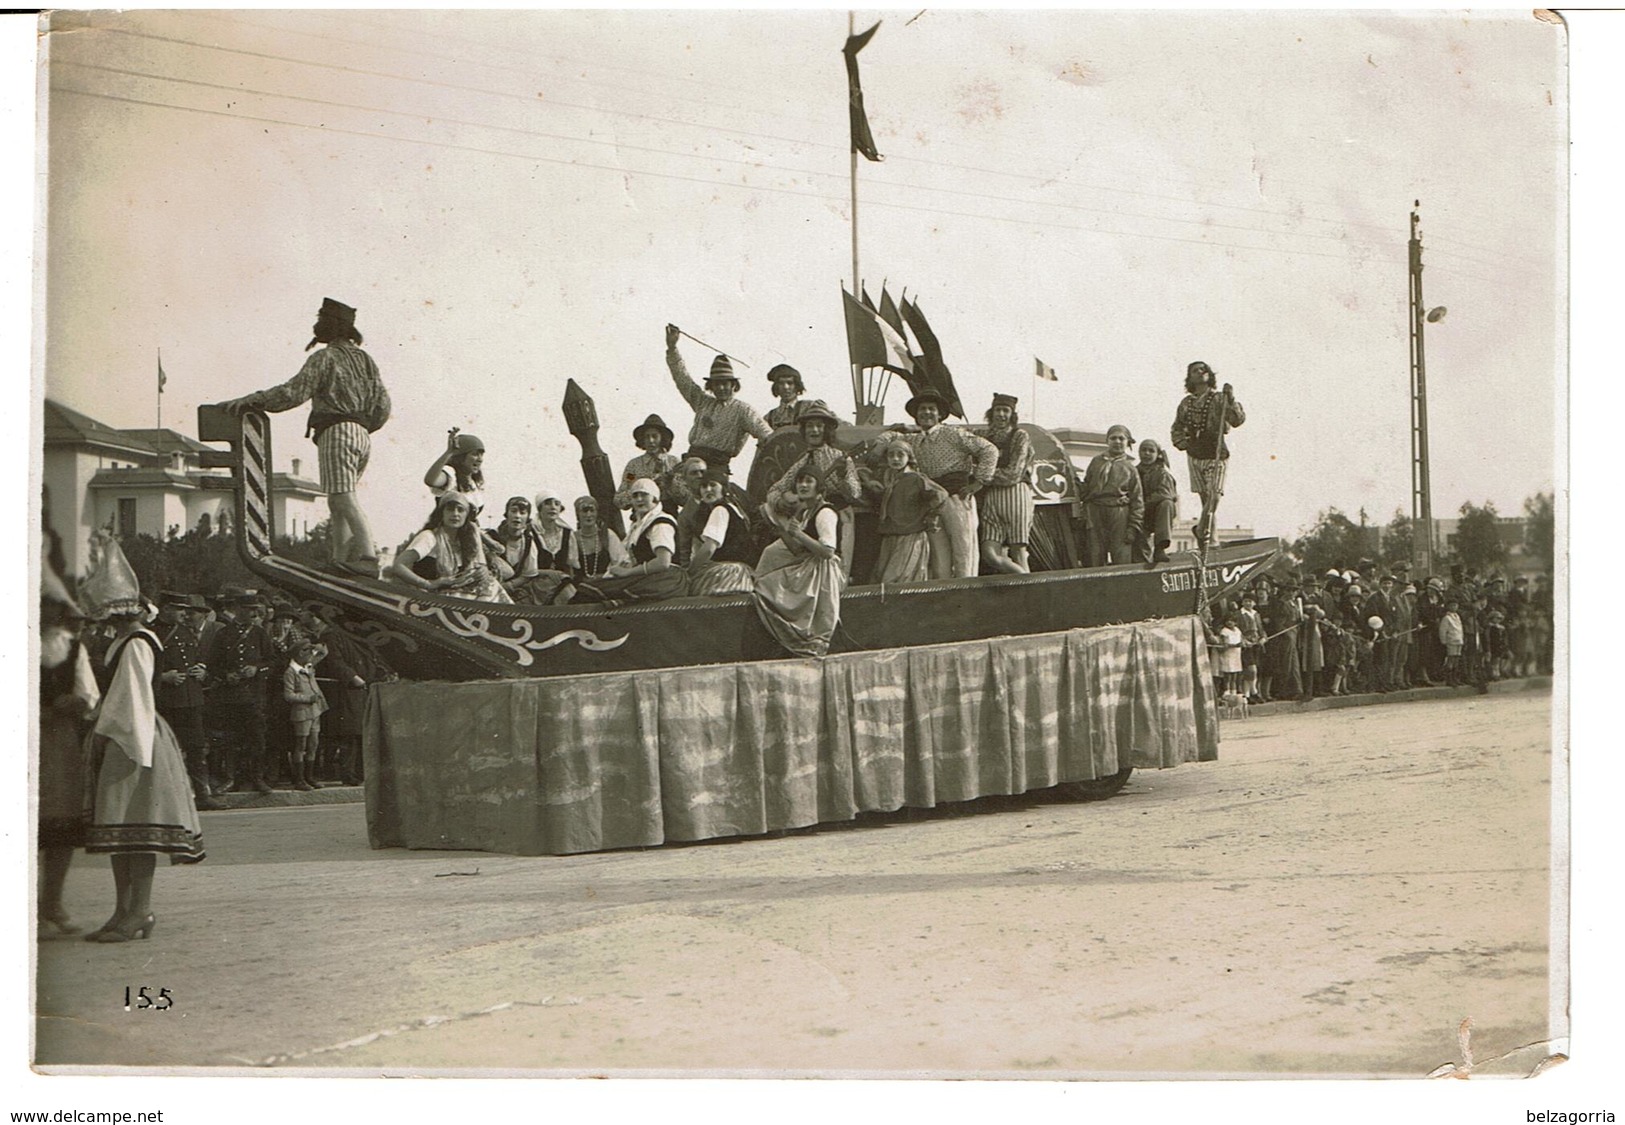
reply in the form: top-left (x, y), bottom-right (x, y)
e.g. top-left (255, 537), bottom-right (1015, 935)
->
top-left (282, 641), bottom-right (328, 792)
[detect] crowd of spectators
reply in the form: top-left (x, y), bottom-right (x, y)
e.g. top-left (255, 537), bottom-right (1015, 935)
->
top-left (1204, 562), bottom-right (1554, 704)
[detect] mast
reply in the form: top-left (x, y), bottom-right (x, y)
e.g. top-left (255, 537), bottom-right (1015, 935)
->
top-left (1408, 202), bottom-right (1434, 575)
top-left (849, 10), bottom-right (868, 422)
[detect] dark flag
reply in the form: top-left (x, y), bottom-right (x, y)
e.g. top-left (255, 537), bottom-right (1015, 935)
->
top-left (844, 21), bottom-right (884, 162)
top-left (842, 287), bottom-right (889, 370)
top-left (900, 298), bottom-right (965, 419)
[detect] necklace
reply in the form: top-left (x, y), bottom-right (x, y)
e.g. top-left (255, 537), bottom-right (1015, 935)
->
top-left (578, 531), bottom-right (603, 576)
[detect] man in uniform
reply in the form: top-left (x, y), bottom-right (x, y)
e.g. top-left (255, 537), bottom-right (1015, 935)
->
top-left (1169, 360), bottom-right (1246, 546)
top-left (154, 592), bottom-right (223, 810)
top-left (207, 588), bottom-right (277, 794)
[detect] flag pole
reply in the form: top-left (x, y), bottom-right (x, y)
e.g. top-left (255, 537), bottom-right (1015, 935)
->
top-left (849, 10), bottom-right (863, 418)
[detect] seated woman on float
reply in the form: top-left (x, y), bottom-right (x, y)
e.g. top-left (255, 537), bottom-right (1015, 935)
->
top-left (754, 467), bottom-right (846, 657)
top-left (760, 401), bottom-right (861, 577)
top-left (687, 465), bottom-right (757, 596)
top-left (390, 491), bottom-right (512, 602)
top-left (572, 479), bottom-right (688, 606)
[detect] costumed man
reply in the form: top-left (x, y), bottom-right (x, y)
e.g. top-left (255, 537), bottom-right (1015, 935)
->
top-left (898, 389), bottom-right (998, 580)
top-left (614, 414), bottom-right (680, 512)
top-left (976, 393), bottom-right (1035, 574)
top-left (664, 323), bottom-right (772, 474)
top-left (763, 401), bottom-right (862, 579)
top-left (205, 589), bottom-right (276, 795)
top-left (219, 297), bottom-right (391, 576)
top-left (1079, 424), bottom-right (1145, 567)
top-left (1169, 360), bottom-right (1246, 546)
top-left (153, 592), bottom-right (222, 810)
top-left (764, 364), bottom-right (817, 429)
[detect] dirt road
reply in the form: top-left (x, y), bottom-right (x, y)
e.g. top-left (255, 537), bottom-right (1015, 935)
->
top-left (35, 689), bottom-right (1555, 1077)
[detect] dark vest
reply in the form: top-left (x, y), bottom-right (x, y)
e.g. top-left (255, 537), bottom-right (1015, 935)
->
top-left (801, 503), bottom-right (842, 556)
top-left (702, 501), bottom-right (755, 564)
top-left (629, 514), bottom-right (678, 564)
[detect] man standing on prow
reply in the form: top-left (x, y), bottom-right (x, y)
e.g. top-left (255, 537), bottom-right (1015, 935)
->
top-left (1169, 360), bottom-right (1245, 546)
top-left (221, 298), bottom-right (391, 577)
top-left (664, 324), bottom-right (772, 474)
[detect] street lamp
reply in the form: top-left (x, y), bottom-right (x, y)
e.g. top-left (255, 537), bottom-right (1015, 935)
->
top-left (1408, 202), bottom-right (1447, 575)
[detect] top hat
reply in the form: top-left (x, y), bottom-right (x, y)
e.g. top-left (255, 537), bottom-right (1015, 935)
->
top-left (632, 414), bottom-right (675, 448)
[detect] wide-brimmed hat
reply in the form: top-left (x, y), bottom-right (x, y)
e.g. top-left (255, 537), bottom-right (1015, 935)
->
top-left (905, 389), bottom-right (949, 418)
top-left (632, 413), bottom-right (675, 447)
top-left (706, 355), bottom-right (739, 386)
top-left (797, 400), bottom-right (841, 430)
top-left (766, 363), bottom-right (804, 393)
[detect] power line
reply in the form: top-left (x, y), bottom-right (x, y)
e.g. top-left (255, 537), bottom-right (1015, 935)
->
top-left (52, 81), bottom-right (1431, 271)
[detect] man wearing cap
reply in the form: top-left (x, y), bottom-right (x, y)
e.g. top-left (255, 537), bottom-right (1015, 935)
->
top-left (1078, 424), bottom-right (1145, 567)
top-left (1506, 575), bottom-right (1532, 676)
top-left (1415, 576), bottom-right (1447, 685)
top-left (1388, 573), bottom-right (1416, 689)
top-left (664, 324), bottom-right (772, 473)
top-left (206, 589), bottom-right (277, 794)
top-left (1169, 361), bottom-right (1246, 546)
top-left (220, 298), bottom-right (390, 576)
top-left (975, 393), bottom-right (1035, 574)
top-left (897, 390), bottom-right (998, 579)
top-left (764, 364), bottom-right (816, 430)
top-left (1364, 576), bottom-right (1397, 691)
top-left (154, 592), bottom-right (222, 809)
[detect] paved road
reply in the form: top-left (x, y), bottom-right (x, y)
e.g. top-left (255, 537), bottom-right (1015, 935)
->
top-left (35, 690), bottom-right (1555, 1078)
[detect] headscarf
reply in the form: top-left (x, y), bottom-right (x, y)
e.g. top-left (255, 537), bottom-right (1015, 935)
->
top-left (532, 486), bottom-right (573, 528)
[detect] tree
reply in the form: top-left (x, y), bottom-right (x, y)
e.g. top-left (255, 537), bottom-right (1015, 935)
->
top-left (1523, 491), bottom-right (1554, 574)
top-left (1289, 508), bottom-right (1366, 576)
top-left (1452, 500), bottom-right (1508, 572)
top-left (1380, 508), bottom-right (1414, 569)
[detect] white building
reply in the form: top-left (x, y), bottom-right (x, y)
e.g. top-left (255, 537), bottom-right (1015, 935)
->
top-left (43, 400), bottom-right (326, 576)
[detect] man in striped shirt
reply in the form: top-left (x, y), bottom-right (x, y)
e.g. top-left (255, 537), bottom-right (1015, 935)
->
top-left (665, 323), bottom-right (772, 473)
top-left (221, 298), bottom-right (390, 576)
top-left (901, 390), bottom-right (998, 579)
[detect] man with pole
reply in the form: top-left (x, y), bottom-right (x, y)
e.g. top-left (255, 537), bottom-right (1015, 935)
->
top-left (664, 324), bottom-right (772, 475)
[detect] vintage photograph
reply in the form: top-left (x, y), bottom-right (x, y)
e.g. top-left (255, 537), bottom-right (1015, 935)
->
top-left (25, 4), bottom-right (1574, 1106)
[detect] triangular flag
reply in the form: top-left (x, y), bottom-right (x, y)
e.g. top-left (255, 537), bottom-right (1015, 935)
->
top-left (158, 352), bottom-right (167, 393)
top-left (1035, 357), bottom-right (1058, 382)
top-left (842, 288), bottom-right (889, 370)
top-left (899, 298), bottom-right (965, 419)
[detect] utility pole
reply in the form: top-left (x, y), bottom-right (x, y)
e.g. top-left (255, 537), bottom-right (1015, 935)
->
top-left (1408, 202), bottom-right (1434, 576)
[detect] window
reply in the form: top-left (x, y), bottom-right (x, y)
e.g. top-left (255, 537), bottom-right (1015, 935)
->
top-left (116, 497), bottom-right (137, 537)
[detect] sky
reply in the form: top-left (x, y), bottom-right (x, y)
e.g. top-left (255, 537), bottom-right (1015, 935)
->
top-left (35, 8), bottom-right (1562, 551)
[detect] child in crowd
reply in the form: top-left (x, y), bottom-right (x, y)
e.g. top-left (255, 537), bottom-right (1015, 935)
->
top-left (282, 641), bottom-right (329, 791)
top-left (1218, 614), bottom-right (1244, 697)
top-left (1438, 599), bottom-right (1464, 686)
top-left (1238, 593), bottom-right (1264, 703)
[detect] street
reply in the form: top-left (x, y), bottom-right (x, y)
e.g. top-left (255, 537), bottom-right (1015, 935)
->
top-left (35, 689), bottom-right (1554, 1077)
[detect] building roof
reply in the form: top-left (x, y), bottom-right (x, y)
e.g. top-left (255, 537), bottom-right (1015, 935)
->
top-left (43, 400), bottom-right (158, 457)
top-left (121, 428), bottom-right (212, 456)
top-left (87, 467), bottom-right (200, 490)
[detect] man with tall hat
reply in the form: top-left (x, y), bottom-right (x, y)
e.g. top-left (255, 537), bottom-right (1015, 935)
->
top-left (153, 592), bottom-right (223, 809)
top-left (764, 364), bottom-right (819, 430)
top-left (664, 324), bottom-right (772, 473)
top-left (1169, 360), bottom-right (1246, 546)
top-left (897, 389), bottom-right (998, 580)
top-left (205, 588), bottom-right (277, 794)
top-left (1079, 424), bottom-right (1145, 567)
top-left (975, 393), bottom-right (1035, 574)
top-left (219, 297), bottom-right (391, 577)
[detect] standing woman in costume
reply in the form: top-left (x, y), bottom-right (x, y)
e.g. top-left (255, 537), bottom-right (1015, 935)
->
top-left (1134, 438), bottom-right (1179, 565)
top-left (614, 415), bottom-right (680, 511)
top-left (975, 393), bottom-right (1034, 574)
top-left (868, 434), bottom-right (948, 584)
top-left (753, 468), bottom-right (847, 657)
top-left (78, 533), bottom-right (204, 943)
top-left (423, 429), bottom-right (489, 525)
top-left (1079, 424), bottom-right (1144, 567)
top-left (38, 555), bottom-right (99, 937)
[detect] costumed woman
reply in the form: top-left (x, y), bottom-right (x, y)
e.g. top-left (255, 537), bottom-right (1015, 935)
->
top-left (975, 392), bottom-right (1033, 574)
top-left (390, 491), bottom-right (512, 602)
top-left (78, 533), bottom-right (205, 943)
top-left (423, 429), bottom-right (489, 524)
top-left (38, 551), bottom-right (98, 938)
top-left (614, 414), bottom-right (679, 511)
top-left (523, 488), bottom-right (579, 605)
top-left (687, 465), bottom-right (758, 595)
top-left (868, 434), bottom-right (948, 584)
top-left (1133, 438), bottom-right (1179, 565)
top-left (753, 467), bottom-right (846, 657)
top-left (573, 479), bottom-right (689, 605)
top-left (569, 495), bottom-right (624, 582)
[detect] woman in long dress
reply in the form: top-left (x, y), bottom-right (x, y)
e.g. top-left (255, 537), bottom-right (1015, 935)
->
top-left (568, 495), bottom-right (625, 582)
top-left (78, 534), bottom-right (204, 943)
top-left (38, 561), bottom-right (98, 937)
top-left (753, 468), bottom-right (846, 657)
top-left (572, 479), bottom-right (689, 605)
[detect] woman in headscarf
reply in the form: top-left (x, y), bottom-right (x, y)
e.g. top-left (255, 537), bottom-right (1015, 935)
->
top-left (38, 553), bottom-right (98, 937)
top-left (568, 495), bottom-right (624, 582)
top-left (390, 491), bottom-right (512, 602)
top-left (423, 429), bottom-right (489, 525)
top-left (573, 479), bottom-right (689, 606)
top-left (687, 465), bottom-right (758, 596)
top-left (1079, 424), bottom-right (1144, 567)
top-left (753, 467), bottom-right (846, 657)
top-left (869, 433), bottom-right (948, 584)
top-left (526, 488), bottom-right (579, 605)
top-left (77, 533), bottom-right (205, 943)
top-left (1133, 438), bottom-right (1179, 566)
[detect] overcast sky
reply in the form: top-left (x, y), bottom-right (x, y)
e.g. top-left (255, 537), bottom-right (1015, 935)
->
top-left (39, 9), bottom-right (1561, 549)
